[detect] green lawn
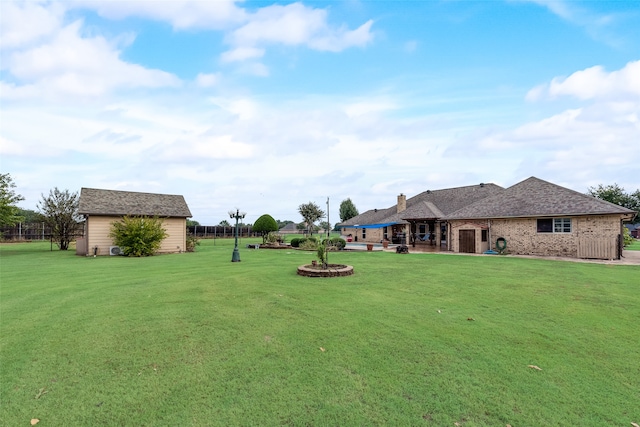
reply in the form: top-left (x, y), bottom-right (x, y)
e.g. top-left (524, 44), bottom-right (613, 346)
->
top-left (1, 239), bottom-right (639, 426)
top-left (626, 238), bottom-right (640, 251)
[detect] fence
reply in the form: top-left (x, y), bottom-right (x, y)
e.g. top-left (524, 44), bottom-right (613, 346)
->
top-left (1, 222), bottom-right (52, 241)
top-left (187, 225), bottom-right (259, 238)
top-left (2, 223), bottom-right (279, 241)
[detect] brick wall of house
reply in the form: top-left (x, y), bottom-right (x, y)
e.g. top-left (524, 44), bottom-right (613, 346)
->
top-left (449, 221), bottom-right (489, 253)
top-left (341, 227), bottom-right (385, 243)
top-left (450, 215), bottom-right (622, 258)
top-left (488, 218), bottom-right (578, 257)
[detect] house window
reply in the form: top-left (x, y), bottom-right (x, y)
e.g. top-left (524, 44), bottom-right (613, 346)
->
top-left (554, 218), bottom-right (572, 233)
top-left (481, 230), bottom-right (488, 242)
top-left (362, 228), bottom-right (366, 239)
top-left (537, 218), bottom-right (571, 233)
top-left (383, 226), bottom-right (388, 240)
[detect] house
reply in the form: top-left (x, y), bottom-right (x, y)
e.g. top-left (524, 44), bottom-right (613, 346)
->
top-left (625, 223), bottom-right (640, 239)
top-left (76, 188), bottom-right (192, 256)
top-left (340, 183), bottom-right (504, 246)
top-left (443, 177), bottom-right (636, 259)
top-left (340, 177), bottom-right (636, 260)
top-left (279, 222), bottom-right (301, 233)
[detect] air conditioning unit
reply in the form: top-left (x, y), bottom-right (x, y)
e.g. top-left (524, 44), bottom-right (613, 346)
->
top-left (109, 246), bottom-right (123, 256)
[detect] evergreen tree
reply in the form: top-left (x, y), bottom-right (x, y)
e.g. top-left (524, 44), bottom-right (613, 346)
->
top-left (339, 198), bottom-right (359, 222)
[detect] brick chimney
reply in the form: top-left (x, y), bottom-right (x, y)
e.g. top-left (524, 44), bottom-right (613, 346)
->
top-left (397, 193), bottom-right (406, 213)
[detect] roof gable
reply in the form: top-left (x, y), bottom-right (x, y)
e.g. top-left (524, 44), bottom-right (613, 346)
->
top-left (444, 177), bottom-right (636, 220)
top-left (279, 222), bottom-right (299, 232)
top-left (78, 188), bottom-right (192, 217)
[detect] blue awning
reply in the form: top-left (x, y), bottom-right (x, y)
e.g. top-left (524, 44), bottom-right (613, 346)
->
top-left (348, 222), bottom-right (397, 229)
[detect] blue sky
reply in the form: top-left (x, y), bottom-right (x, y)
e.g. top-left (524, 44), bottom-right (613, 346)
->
top-left (1, 0), bottom-right (639, 225)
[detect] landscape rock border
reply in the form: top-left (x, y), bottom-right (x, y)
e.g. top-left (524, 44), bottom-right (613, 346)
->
top-left (297, 264), bottom-right (354, 278)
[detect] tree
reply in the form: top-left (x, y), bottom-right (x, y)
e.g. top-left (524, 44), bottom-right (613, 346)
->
top-left (219, 220), bottom-right (231, 227)
top-left (0, 173), bottom-right (25, 226)
top-left (17, 208), bottom-right (42, 223)
top-left (253, 214), bottom-right (279, 243)
top-left (298, 201), bottom-right (325, 235)
top-left (339, 198), bottom-right (359, 223)
top-left (37, 188), bottom-right (82, 250)
top-left (186, 219), bottom-right (200, 226)
top-left (110, 216), bottom-right (168, 257)
top-left (588, 184), bottom-right (640, 223)
top-left (318, 221), bottom-right (331, 232)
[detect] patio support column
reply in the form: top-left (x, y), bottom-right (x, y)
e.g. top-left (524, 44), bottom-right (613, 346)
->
top-left (435, 221), bottom-right (441, 249)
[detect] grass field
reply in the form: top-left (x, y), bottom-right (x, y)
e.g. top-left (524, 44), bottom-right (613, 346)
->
top-left (626, 238), bottom-right (640, 251)
top-left (1, 239), bottom-right (639, 426)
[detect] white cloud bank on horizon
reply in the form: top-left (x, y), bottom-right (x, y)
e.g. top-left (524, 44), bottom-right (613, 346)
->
top-left (4, 58), bottom-right (638, 221)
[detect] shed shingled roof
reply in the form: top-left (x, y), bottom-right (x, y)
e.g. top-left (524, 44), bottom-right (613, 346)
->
top-left (78, 188), bottom-right (192, 218)
top-left (340, 183), bottom-right (504, 226)
top-left (443, 177), bottom-right (636, 220)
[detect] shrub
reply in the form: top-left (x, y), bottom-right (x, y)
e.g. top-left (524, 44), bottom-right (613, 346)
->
top-left (330, 237), bottom-right (346, 250)
top-left (320, 237), bottom-right (346, 251)
top-left (109, 216), bottom-right (168, 257)
top-left (265, 232), bottom-right (284, 244)
top-left (290, 237), bottom-right (302, 248)
top-left (623, 227), bottom-right (633, 247)
top-left (253, 214), bottom-right (279, 243)
top-left (316, 240), bottom-right (327, 266)
top-left (186, 232), bottom-right (200, 252)
top-left (299, 239), bottom-right (317, 250)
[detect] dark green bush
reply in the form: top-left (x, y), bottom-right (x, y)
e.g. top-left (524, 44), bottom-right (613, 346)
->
top-left (290, 237), bottom-right (302, 247)
top-left (321, 237), bottom-right (346, 250)
top-left (330, 237), bottom-right (346, 250)
top-left (253, 214), bottom-right (279, 243)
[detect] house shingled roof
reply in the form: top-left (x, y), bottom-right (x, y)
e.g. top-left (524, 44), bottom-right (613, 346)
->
top-left (443, 177), bottom-right (636, 220)
top-left (279, 222), bottom-right (299, 232)
top-left (339, 183), bottom-right (504, 226)
top-left (78, 188), bottom-right (192, 218)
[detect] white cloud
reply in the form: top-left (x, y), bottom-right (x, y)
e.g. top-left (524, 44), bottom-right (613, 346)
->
top-left (222, 2), bottom-right (373, 62)
top-left (518, 0), bottom-right (626, 47)
top-left (220, 47), bottom-right (265, 63)
top-left (0, 1), bottom-right (64, 49)
top-left (69, 0), bottom-right (246, 30)
top-left (2, 19), bottom-right (181, 100)
top-left (527, 60), bottom-right (640, 101)
top-left (523, 0), bottom-right (574, 21)
top-left (344, 100), bottom-right (397, 118)
top-left (308, 20), bottom-right (374, 52)
top-left (195, 73), bottom-right (221, 88)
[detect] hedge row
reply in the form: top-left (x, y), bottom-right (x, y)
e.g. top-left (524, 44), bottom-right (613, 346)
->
top-left (290, 237), bottom-right (346, 250)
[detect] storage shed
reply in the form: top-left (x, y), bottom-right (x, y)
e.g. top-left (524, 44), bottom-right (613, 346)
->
top-left (76, 188), bottom-right (192, 256)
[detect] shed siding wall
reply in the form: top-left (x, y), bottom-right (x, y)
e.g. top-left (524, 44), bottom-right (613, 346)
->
top-left (450, 215), bottom-right (622, 259)
top-left (161, 218), bottom-right (187, 253)
top-left (85, 216), bottom-right (186, 256)
top-left (87, 216), bottom-right (118, 256)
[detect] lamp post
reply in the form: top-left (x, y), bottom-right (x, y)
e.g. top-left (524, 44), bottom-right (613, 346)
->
top-left (229, 209), bottom-right (246, 262)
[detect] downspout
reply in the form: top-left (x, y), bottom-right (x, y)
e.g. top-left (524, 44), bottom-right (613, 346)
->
top-left (488, 219), bottom-right (492, 251)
